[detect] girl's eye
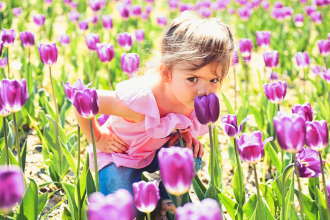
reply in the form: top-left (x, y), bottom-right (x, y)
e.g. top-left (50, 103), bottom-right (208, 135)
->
top-left (187, 77), bottom-right (198, 83)
top-left (210, 78), bottom-right (220, 83)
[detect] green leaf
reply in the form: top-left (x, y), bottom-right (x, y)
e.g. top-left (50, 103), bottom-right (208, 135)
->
top-left (249, 105), bottom-right (265, 130)
top-left (264, 143), bottom-right (281, 172)
top-left (233, 165), bottom-right (245, 205)
top-left (243, 194), bottom-right (257, 219)
top-left (63, 183), bottom-right (78, 220)
top-left (192, 176), bottom-right (206, 201)
top-left (251, 198), bottom-right (275, 220)
top-left (22, 179), bottom-right (38, 220)
top-left (221, 92), bottom-right (234, 114)
top-left (218, 192), bottom-right (237, 220)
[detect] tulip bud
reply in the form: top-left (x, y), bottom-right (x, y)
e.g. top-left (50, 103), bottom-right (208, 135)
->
top-left (131, 5), bottom-right (142, 16)
top-left (156, 16), bottom-right (168, 26)
top-left (269, 71), bottom-right (279, 80)
top-left (33, 14), bottom-right (46, 26)
top-left (88, 190), bottom-right (135, 220)
top-left (291, 103), bottom-right (313, 121)
top-left (158, 147), bottom-right (195, 196)
top-left (305, 5), bottom-right (317, 16)
top-left (89, 0), bottom-right (105, 11)
top-left (79, 21), bottom-right (89, 30)
top-left (19, 31), bottom-right (35, 47)
top-left (117, 32), bottom-right (133, 50)
top-left (133, 181), bottom-right (160, 214)
top-left (296, 148), bottom-right (321, 178)
top-left (305, 120), bottom-right (328, 151)
top-left (0, 29), bottom-right (15, 46)
top-left (238, 7), bottom-right (251, 20)
top-left (0, 79), bottom-right (28, 113)
top-left (96, 43), bottom-right (115, 63)
top-left (222, 114), bottom-right (246, 137)
top-left (239, 38), bottom-right (253, 61)
top-left (318, 39), bottom-right (330, 56)
top-left (310, 11), bottom-right (322, 24)
top-left (0, 166), bottom-right (25, 211)
top-left (263, 81), bottom-right (287, 103)
top-left (135, 29), bottom-right (145, 42)
top-left (273, 113), bottom-right (306, 153)
top-left (256, 31), bottom-right (271, 48)
top-left (102, 15), bottom-right (113, 29)
top-left (118, 4), bottom-right (130, 19)
top-left (73, 88), bottom-right (99, 119)
top-left (295, 52), bottom-right (310, 68)
top-left (194, 93), bottom-right (220, 124)
top-left (294, 14), bottom-right (304, 27)
top-left (38, 43), bottom-right (58, 65)
top-left (263, 51), bottom-right (279, 68)
top-left (121, 53), bottom-right (140, 76)
top-left (85, 33), bottom-right (100, 51)
top-left (176, 198), bottom-right (223, 220)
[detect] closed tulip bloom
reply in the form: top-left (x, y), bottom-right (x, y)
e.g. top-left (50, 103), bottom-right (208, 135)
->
top-left (88, 190), bottom-right (135, 220)
top-left (156, 16), bottom-right (168, 26)
top-left (273, 113), bottom-right (306, 153)
top-left (0, 166), bottom-right (25, 211)
top-left (102, 15), bottom-right (113, 29)
top-left (19, 31), bottom-right (35, 47)
top-left (305, 120), bottom-right (328, 151)
top-left (12, 7), bottom-right (22, 16)
top-left (305, 5), bottom-right (317, 16)
top-left (318, 39), bottom-right (330, 56)
top-left (263, 81), bottom-right (287, 103)
top-left (292, 103), bottom-right (313, 121)
top-left (33, 14), bottom-right (46, 26)
top-left (85, 33), bottom-right (100, 51)
top-left (294, 14), bottom-right (304, 27)
top-left (59, 34), bottom-right (70, 45)
top-left (158, 147), bottom-right (195, 196)
top-left (118, 4), bottom-right (130, 19)
top-left (256, 31), bottom-right (271, 47)
top-left (121, 53), bottom-right (140, 75)
top-left (295, 52), bottom-right (310, 68)
top-left (0, 29), bottom-right (15, 46)
top-left (135, 29), bottom-right (145, 42)
top-left (176, 198), bottom-right (223, 220)
top-left (69, 10), bottom-right (80, 22)
top-left (117, 32), bottom-right (133, 50)
top-left (310, 11), bottom-right (322, 24)
top-left (133, 181), bottom-right (160, 214)
top-left (64, 79), bottom-right (86, 102)
top-left (194, 93), bottom-right (220, 124)
top-left (263, 51), bottom-right (279, 68)
top-left (79, 21), bottom-right (89, 30)
top-left (269, 71), bottom-right (279, 80)
top-left (131, 5), bottom-right (142, 16)
top-left (222, 114), bottom-right (246, 137)
top-left (72, 88), bottom-right (99, 119)
top-left (238, 7), bottom-right (251, 20)
top-left (38, 43), bottom-right (58, 65)
top-left (0, 79), bottom-right (28, 113)
top-left (239, 38), bottom-right (253, 60)
top-left (96, 43), bottom-right (114, 63)
top-left (89, 0), bottom-right (106, 11)
top-left (296, 148), bottom-right (321, 178)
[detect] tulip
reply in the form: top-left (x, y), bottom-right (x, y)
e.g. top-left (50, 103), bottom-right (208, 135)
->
top-left (310, 11), bottom-right (322, 24)
top-left (305, 5), bottom-right (317, 16)
top-left (0, 166), bottom-right (25, 211)
top-left (236, 131), bottom-right (272, 163)
top-left (156, 16), bottom-right (168, 26)
top-left (118, 4), bottom-right (130, 19)
top-left (102, 15), bottom-right (113, 29)
top-left (89, 0), bottom-right (106, 11)
top-left (85, 34), bottom-right (100, 51)
top-left (158, 147), bottom-right (195, 196)
top-left (12, 7), bottom-right (22, 16)
top-left (239, 38), bottom-right (253, 61)
top-left (322, 69), bottom-right (330, 82)
top-left (222, 114), bottom-right (246, 137)
top-left (90, 15), bottom-right (99, 24)
top-left (0, 29), bottom-right (15, 46)
top-left (312, 65), bottom-right (326, 76)
top-left (64, 79), bottom-right (86, 102)
top-left (232, 51), bottom-right (239, 65)
top-left (79, 21), bottom-right (89, 30)
top-left (238, 7), bottom-right (251, 20)
top-left (273, 113), bottom-right (306, 153)
top-left (131, 5), bottom-right (142, 16)
top-left (176, 198), bottom-right (223, 220)
top-left (117, 32), bottom-right (133, 50)
top-left (296, 148), bottom-right (321, 178)
top-left (59, 34), bottom-right (70, 45)
top-left (72, 88), bottom-right (99, 119)
top-left (318, 39), bottom-right (330, 56)
top-left (263, 51), bottom-right (279, 68)
top-left (33, 14), bottom-right (46, 26)
top-left (69, 10), bottom-right (80, 22)
top-left (133, 181), bottom-right (160, 214)
top-left (256, 31), bottom-right (271, 47)
top-left (96, 43), bottom-right (115, 63)
top-left (269, 72), bottom-right (279, 80)
top-left (0, 79), bottom-right (28, 113)
top-left (88, 190), bottom-right (135, 220)
top-left (38, 43), bottom-right (58, 65)
top-left (294, 14), bottom-right (304, 27)
top-left (291, 103), bottom-right (313, 121)
top-left (194, 93), bottom-right (220, 124)
top-left (135, 29), bottom-right (145, 42)
top-left (263, 81), bottom-right (287, 103)
top-left (199, 7), bottom-right (212, 18)
top-left (121, 53), bottom-right (140, 75)
top-left (19, 31), bottom-right (35, 47)
top-left (295, 52), bottom-right (310, 68)
top-left (305, 120), bottom-right (328, 151)
top-left (0, 58), bottom-right (7, 68)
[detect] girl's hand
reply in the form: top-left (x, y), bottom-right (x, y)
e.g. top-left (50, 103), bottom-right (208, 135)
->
top-left (96, 128), bottom-right (128, 153)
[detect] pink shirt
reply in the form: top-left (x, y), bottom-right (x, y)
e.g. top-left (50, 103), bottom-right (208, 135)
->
top-left (89, 75), bottom-right (208, 170)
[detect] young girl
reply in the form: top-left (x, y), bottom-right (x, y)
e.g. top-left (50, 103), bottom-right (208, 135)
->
top-left (75, 12), bottom-right (234, 217)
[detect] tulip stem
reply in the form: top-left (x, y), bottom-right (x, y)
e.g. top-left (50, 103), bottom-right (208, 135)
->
top-left (208, 124), bottom-right (215, 186)
top-left (3, 117), bottom-right (9, 165)
top-left (89, 119), bottom-right (99, 192)
top-left (253, 164), bottom-right (261, 199)
top-left (7, 47), bottom-right (10, 78)
top-left (13, 113), bottom-right (21, 169)
top-left (318, 152), bottom-right (330, 215)
top-left (281, 150), bottom-right (285, 220)
top-left (146, 213), bottom-right (151, 220)
top-left (76, 125), bottom-right (82, 220)
top-left (176, 195), bottom-right (182, 207)
top-left (234, 66), bottom-right (237, 111)
top-left (293, 154), bottom-right (305, 219)
top-left (233, 138), bottom-right (244, 220)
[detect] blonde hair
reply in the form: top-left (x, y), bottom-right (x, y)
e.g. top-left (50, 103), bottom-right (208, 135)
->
top-left (160, 12), bottom-right (234, 82)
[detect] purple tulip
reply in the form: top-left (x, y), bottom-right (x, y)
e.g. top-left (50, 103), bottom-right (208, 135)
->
top-left (102, 15), bottom-right (113, 29)
top-left (296, 148), bottom-right (321, 178)
top-left (176, 198), bottom-right (223, 220)
top-left (38, 43), bottom-right (58, 65)
top-left (69, 10), bottom-right (80, 22)
top-left (199, 7), bottom-right (212, 18)
top-left (117, 32), bottom-right (133, 50)
top-left (131, 5), bottom-right (142, 16)
top-left (97, 114), bottom-right (109, 126)
top-left (232, 51), bottom-right (239, 65)
top-left (236, 131), bottom-right (272, 163)
top-left (318, 39), bottom-right (330, 56)
top-left (133, 181), bottom-right (160, 214)
top-left (59, 34), bottom-right (70, 45)
top-left (273, 112), bottom-right (306, 153)
top-left (269, 72), bottom-right (279, 80)
top-left (194, 93), bottom-right (220, 124)
top-left (121, 53), bottom-right (140, 76)
top-left (294, 14), bottom-right (304, 27)
top-left (135, 29), bottom-right (145, 42)
top-left (263, 81), bottom-right (287, 103)
top-left (19, 31), bottom-right (35, 47)
top-left (305, 5), bottom-right (317, 16)
top-left (310, 11), bottom-right (322, 24)
top-left (263, 51), bottom-right (279, 68)
top-left (238, 7), bottom-right (251, 20)
top-left (0, 166), bottom-right (25, 211)
top-left (73, 88), bottom-right (99, 119)
top-left (96, 43), bottom-right (115, 63)
top-left (12, 7), bottom-right (22, 16)
top-left (64, 79), bottom-right (86, 102)
top-left (292, 103), bottom-right (313, 121)
top-left (322, 69), bottom-right (330, 82)
top-left (239, 39), bottom-right (253, 61)
top-left (0, 58), bottom-right (7, 68)
top-left (156, 16), bottom-right (168, 26)
top-left (33, 14), bottom-right (46, 26)
top-left (85, 33), bottom-right (100, 51)
top-left (256, 31), bottom-right (271, 47)
top-left (0, 29), bottom-right (15, 46)
top-left (118, 4), bottom-right (130, 19)
top-left (90, 15), bottom-right (99, 24)
top-left (305, 120), bottom-right (328, 151)
top-left (0, 79), bottom-right (28, 113)
top-left (79, 21), bottom-right (89, 30)
top-left (158, 147), bottom-right (195, 196)
top-left (89, 0), bottom-right (106, 11)
top-left (88, 190), bottom-right (135, 220)
top-left (295, 52), bottom-right (310, 68)
top-left (222, 114), bottom-right (246, 137)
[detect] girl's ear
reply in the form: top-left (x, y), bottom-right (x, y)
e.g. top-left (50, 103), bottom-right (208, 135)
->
top-left (159, 64), bottom-right (172, 82)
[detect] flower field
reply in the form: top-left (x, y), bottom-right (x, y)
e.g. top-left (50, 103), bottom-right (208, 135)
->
top-left (0, 0), bottom-right (329, 219)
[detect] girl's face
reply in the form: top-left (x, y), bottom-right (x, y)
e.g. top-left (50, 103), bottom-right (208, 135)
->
top-left (168, 61), bottom-right (223, 111)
